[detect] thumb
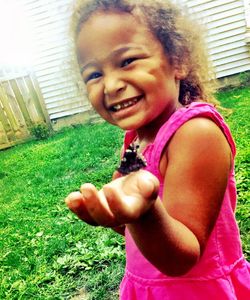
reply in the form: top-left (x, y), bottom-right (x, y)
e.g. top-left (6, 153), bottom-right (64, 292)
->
top-left (136, 170), bottom-right (159, 200)
top-left (112, 170), bottom-right (122, 180)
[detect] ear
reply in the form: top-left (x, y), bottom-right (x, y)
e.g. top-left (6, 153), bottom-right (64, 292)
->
top-left (174, 65), bottom-right (188, 80)
top-left (172, 58), bottom-right (188, 79)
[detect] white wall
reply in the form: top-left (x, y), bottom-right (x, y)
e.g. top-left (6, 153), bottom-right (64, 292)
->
top-left (21, 0), bottom-right (91, 121)
top-left (21, 0), bottom-right (250, 121)
top-left (180, 0), bottom-right (250, 77)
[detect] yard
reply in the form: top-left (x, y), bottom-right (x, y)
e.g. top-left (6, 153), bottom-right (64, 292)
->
top-left (0, 86), bottom-right (249, 299)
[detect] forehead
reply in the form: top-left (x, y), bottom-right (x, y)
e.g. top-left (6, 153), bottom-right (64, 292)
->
top-left (76, 11), bottom-right (159, 62)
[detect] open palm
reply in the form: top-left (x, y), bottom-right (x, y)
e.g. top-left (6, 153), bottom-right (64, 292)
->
top-left (65, 170), bottom-right (159, 227)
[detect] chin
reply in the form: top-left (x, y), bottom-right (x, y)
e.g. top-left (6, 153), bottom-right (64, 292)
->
top-left (111, 114), bottom-right (148, 131)
top-left (118, 122), bottom-right (144, 131)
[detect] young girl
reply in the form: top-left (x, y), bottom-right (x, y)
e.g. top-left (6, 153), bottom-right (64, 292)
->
top-left (65, 0), bottom-right (250, 298)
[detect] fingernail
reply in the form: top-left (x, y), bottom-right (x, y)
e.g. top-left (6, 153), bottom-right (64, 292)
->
top-left (81, 189), bottom-right (91, 199)
top-left (67, 198), bottom-right (80, 209)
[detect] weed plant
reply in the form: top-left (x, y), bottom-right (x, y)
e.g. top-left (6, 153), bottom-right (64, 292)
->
top-left (30, 123), bottom-right (52, 140)
top-left (0, 87), bottom-right (249, 299)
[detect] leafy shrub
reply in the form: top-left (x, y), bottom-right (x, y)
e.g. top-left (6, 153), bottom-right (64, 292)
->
top-left (30, 123), bottom-right (51, 140)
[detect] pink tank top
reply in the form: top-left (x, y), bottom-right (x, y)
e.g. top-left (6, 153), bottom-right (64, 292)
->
top-left (120, 102), bottom-right (250, 299)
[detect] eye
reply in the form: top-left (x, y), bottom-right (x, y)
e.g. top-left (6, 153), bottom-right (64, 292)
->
top-left (84, 72), bottom-right (102, 83)
top-left (121, 57), bottom-right (137, 68)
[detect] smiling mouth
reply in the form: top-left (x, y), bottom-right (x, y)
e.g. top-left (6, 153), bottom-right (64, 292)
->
top-left (109, 96), bottom-right (143, 112)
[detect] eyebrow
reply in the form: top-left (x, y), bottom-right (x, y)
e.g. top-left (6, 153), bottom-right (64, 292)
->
top-left (111, 46), bottom-right (143, 56)
top-left (80, 45), bottom-right (144, 74)
top-left (80, 62), bottom-right (97, 74)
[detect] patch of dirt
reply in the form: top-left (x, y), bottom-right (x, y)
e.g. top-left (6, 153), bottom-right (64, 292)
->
top-left (70, 288), bottom-right (89, 300)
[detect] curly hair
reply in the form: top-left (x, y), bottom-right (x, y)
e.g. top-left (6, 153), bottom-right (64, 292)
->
top-left (71, 0), bottom-right (218, 105)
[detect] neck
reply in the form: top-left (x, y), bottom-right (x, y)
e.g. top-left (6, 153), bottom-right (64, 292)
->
top-left (136, 103), bottom-right (182, 151)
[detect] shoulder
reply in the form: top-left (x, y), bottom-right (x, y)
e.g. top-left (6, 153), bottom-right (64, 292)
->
top-left (168, 117), bottom-right (232, 170)
top-left (160, 117), bottom-right (232, 177)
top-left (169, 117), bottom-right (231, 154)
top-left (174, 115), bottom-right (223, 134)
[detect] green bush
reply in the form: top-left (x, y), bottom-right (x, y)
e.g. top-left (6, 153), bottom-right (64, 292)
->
top-left (30, 123), bottom-right (51, 140)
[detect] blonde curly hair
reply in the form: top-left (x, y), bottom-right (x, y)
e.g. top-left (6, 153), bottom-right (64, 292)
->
top-left (71, 0), bottom-right (218, 105)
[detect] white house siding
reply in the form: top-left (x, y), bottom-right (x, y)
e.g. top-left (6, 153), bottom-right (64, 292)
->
top-left (179, 0), bottom-right (250, 78)
top-left (19, 0), bottom-right (250, 123)
top-left (243, 0), bottom-right (250, 43)
top-left (21, 0), bottom-right (91, 121)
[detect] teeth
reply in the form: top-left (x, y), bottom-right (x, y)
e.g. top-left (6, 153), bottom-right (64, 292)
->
top-left (112, 97), bottom-right (141, 112)
top-left (114, 104), bottom-right (122, 110)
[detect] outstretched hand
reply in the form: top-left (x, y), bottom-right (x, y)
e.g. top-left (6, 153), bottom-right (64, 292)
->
top-left (65, 170), bottom-right (159, 227)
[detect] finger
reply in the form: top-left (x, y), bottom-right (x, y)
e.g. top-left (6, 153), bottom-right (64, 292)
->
top-left (112, 170), bottom-right (122, 180)
top-left (65, 192), bottom-right (97, 225)
top-left (136, 170), bottom-right (159, 200)
top-left (104, 182), bottom-right (149, 223)
top-left (80, 183), bottom-right (116, 227)
top-left (102, 185), bottom-right (134, 223)
top-left (104, 171), bottom-right (159, 223)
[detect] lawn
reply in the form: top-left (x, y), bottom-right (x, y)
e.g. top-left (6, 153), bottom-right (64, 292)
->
top-left (0, 86), bottom-right (249, 299)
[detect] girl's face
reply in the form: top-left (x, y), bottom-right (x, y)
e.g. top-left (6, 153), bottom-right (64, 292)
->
top-left (77, 11), bottom-right (182, 133)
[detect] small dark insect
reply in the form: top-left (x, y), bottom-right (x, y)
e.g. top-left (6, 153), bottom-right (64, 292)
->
top-left (117, 142), bottom-right (147, 175)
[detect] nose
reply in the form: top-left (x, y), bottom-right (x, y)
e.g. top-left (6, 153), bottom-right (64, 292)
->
top-left (103, 72), bottom-right (126, 98)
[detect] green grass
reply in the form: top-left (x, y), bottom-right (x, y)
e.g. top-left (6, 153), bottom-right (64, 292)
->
top-left (0, 86), bottom-right (249, 299)
top-left (216, 86), bottom-right (250, 257)
top-left (0, 124), bottom-right (125, 299)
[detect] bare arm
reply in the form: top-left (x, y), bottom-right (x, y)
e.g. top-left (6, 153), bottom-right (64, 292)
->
top-left (127, 118), bottom-right (231, 275)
